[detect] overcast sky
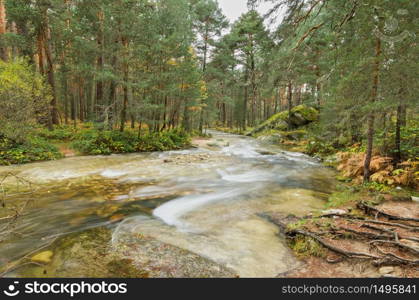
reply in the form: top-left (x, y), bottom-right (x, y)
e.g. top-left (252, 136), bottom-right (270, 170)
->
top-left (217, 0), bottom-right (282, 26)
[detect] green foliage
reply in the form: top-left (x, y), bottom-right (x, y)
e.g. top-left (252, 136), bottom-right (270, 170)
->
top-left (362, 182), bottom-right (391, 193)
top-left (0, 58), bottom-right (51, 143)
top-left (37, 125), bottom-right (79, 141)
top-left (305, 139), bottom-right (336, 157)
top-left (375, 118), bottom-right (419, 160)
top-left (0, 135), bottom-right (62, 166)
top-left (71, 130), bottom-right (191, 155)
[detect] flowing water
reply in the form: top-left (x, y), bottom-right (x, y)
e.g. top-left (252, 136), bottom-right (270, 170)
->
top-left (0, 131), bottom-right (336, 277)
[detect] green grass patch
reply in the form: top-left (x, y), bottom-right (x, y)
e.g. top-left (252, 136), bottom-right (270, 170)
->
top-left (326, 190), bottom-right (359, 208)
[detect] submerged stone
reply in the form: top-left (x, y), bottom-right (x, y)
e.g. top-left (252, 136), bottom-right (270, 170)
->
top-left (31, 251), bottom-right (54, 264)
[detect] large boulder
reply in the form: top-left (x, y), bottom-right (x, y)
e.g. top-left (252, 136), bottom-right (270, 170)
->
top-left (246, 105), bottom-right (319, 136)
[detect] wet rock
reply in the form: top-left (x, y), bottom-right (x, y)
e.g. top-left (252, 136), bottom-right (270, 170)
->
top-left (412, 196), bottom-right (419, 203)
top-left (31, 251), bottom-right (54, 264)
top-left (257, 150), bottom-right (276, 156)
top-left (322, 209), bottom-right (347, 216)
top-left (110, 214), bottom-right (125, 223)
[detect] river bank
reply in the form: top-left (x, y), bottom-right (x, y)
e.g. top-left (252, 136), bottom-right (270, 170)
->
top-left (214, 125), bottom-right (419, 278)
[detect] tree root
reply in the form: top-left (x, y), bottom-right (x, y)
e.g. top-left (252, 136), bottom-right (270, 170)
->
top-left (357, 202), bottom-right (419, 223)
top-left (335, 226), bottom-right (390, 241)
top-left (272, 220), bottom-right (379, 259)
top-left (361, 224), bottom-right (419, 243)
top-left (268, 215), bottom-right (419, 267)
top-left (372, 245), bottom-right (419, 266)
top-left (369, 240), bottom-right (419, 256)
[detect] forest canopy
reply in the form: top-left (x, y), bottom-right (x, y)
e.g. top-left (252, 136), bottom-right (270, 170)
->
top-left (0, 0), bottom-right (417, 183)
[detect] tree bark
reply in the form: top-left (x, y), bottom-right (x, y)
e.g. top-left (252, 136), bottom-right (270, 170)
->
top-left (120, 37), bottom-right (129, 132)
top-left (0, 0), bottom-right (7, 61)
top-left (198, 24), bottom-right (209, 134)
top-left (287, 81), bottom-right (293, 131)
top-left (364, 37), bottom-right (381, 182)
top-left (95, 9), bottom-right (104, 118)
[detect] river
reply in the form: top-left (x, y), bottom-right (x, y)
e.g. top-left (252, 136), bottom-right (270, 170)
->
top-left (0, 131), bottom-right (336, 278)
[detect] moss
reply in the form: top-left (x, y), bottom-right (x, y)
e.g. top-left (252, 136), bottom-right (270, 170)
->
top-left (248, 106), bottom-right (319, 137)
top-left (291, 105), bottom-right (319, 122)
top-left (326, 190), bottom-right (359, 208)
top-left (290, 235), bottom-right (327, 258)
top-left (287, 219), bottom-right (309, 231)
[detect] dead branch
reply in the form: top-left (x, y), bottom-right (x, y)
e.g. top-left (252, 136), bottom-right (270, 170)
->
top-left (294, 0), bottom-right (323, 25)
top-left (337, 0), bottom-right (359, 30)
top-left (294, 22), bottom-right (325, 50)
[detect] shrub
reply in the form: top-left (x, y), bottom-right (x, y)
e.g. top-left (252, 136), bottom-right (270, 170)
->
top-left (0, 135), bottom-right (62, 165)
top-left (71, 130), bottom-right (191, 155)
top-left (0, 58), bottom-right (51, 143)
top-left (37, 125), bottom-right (79, 141)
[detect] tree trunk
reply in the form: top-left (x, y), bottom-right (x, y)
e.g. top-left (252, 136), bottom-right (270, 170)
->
top-left (364, 38), bottom-right (381, 182)
top-left (394, 89), bottom-right (405, 163)
top-left (287, 81), bottom-right (293, 131)
top-left (120, 38), bottom-right (129, 132)
top-left (0, 0), bottom-right (7, 61)
top-left (198, 25), bottom-right (209, 134)
top-left (96, 9), bottom-right (104, 118)
top-left (243, 67), bottom-right (249, 131)
top-left (38, 7), bottom-right (59, 127)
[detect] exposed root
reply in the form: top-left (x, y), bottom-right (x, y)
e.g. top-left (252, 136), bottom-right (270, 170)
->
top-left (268, 201), bottom-right (419, 269)
top-left (369, 240), bottom-right (419, 256)
top-left (372, 245), bottom-right (419, 266)
top-left (272, 220), bottom-right (379, 259)
top-left (358, 202), bottom-right (419, 223)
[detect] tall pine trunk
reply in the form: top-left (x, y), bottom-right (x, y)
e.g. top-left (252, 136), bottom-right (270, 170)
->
top-left (363, 38), bottom-right (381, 182)
top-left (394, 89), bottom-right (405, 164)
top-left (287, 81), bottom-right (293, 131)
top-left (120, 37), bottom-right (129, 132)
top-left (95, 9), bottom-right (104, 118)
top-left (0, 0), bottom-right (7, 61)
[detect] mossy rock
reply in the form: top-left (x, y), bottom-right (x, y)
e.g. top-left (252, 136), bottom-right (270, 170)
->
top-left (291, 105), bottom-right (319, 122)
top-left (247, 105), bottom-right (319, 136)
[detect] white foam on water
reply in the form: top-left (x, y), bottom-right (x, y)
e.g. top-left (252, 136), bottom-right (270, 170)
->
top-left (217, 169), bottom-right (275, 183)
top-left (100, 169), bottom-right (128, 178)
top-left (153, 187), bottom-right (245, 229)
